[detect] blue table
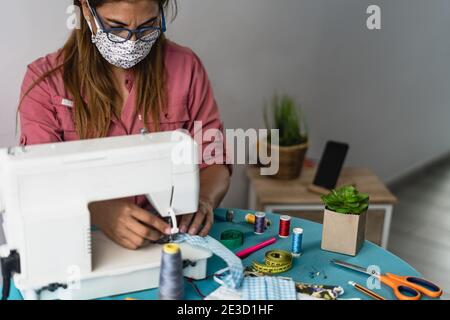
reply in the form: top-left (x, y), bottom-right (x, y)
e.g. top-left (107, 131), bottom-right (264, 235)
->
top-left (6, 208), bottom-right (426, 300)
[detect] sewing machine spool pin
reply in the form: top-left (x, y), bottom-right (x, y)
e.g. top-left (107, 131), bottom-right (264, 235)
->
top-left (168, 186), bottom-right (180, 237)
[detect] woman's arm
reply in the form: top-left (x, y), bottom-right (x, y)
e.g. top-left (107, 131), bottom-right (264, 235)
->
top-left (19, 64), bottom-right (64, 146)
top-left (177, 49), bottom-right (232, 237)
top-left (179, 164), bottom-right (231, 237)
top-left (200, 164), bottom-right (231, 209)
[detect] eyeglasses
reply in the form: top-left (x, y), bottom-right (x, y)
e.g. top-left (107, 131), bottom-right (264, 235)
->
top-left (87, 2), bottom-right (167, 44)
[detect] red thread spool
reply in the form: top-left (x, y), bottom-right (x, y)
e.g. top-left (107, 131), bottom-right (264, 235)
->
top-left (279, 215), bottom-right (291, 238)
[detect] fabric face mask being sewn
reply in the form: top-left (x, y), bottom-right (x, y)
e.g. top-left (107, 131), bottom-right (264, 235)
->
top-left (241, 276), bottom-right (297, 300)
top-left (174, 234), bottom-right (244, 289)
top-left (206, 277), bottom-right (298, 300)
top-left (174, 234), bottom-right (297, 300)
top-left (86, 11), bottom-right (160, 69)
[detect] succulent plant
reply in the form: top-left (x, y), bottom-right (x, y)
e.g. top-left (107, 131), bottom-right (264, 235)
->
top-left (321, 185), bottom-right (369, 215)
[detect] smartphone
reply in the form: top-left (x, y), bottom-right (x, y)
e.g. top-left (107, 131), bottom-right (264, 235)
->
top-left (312, 141), bottom-right (349, 191)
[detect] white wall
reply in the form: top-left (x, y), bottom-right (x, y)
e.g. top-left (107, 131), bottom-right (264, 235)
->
top-left (168, 0), bottom-right (450, 207)
top-left (1, 0), bottom-right (450, 209)
top-left (1, 0), bottom-right (71, 144)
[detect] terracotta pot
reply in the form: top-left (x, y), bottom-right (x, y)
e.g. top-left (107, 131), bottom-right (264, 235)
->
top-left (258, 140), bottom-right (308, 180)
top-left (321, 208), bottom-right (367, 256)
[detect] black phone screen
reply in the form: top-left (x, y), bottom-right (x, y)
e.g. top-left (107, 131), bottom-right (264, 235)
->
top-left (313, 141), bottom-right (349, 190)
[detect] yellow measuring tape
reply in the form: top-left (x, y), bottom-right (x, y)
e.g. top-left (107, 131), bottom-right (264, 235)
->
top-left (251, 250), bottom-right (293, 274)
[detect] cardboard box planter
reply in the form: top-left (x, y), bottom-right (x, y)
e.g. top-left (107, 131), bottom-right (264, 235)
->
top-left (321, 208), bottom-right (367, 256)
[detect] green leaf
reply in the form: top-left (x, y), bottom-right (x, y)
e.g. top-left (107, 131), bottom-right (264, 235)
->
top-left (321, 185), bottom-right (370, 215)
top-left (264, 94), bottom-right (308, 146)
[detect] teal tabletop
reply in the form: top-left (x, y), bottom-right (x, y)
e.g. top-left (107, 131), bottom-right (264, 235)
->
top-left (5, 208), bottom-right (430, 301)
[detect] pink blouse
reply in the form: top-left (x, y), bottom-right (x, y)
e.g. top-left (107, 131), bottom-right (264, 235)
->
top-left (19, 40), bottom-right (230, 211)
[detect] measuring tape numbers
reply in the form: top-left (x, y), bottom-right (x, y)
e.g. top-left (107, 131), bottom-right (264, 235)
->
top-left (251, 250), bottom-right (293, 274)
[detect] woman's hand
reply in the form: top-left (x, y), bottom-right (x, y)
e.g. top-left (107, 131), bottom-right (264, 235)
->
top-left (90, 199), bottom-right (172, 250)
top-left (179, 198), bottom-right (214, 237)
top-left (178, 165), bottom-right (231, 237)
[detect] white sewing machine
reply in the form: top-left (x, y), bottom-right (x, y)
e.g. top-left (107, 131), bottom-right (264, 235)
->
top-left (0, 131), bottom-right (212, 300)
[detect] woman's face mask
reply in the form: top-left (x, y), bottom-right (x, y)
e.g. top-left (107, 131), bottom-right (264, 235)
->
top-left (86, 2), bottom-right (162, 69)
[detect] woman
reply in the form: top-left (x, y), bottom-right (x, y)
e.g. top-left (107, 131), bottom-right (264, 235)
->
top-left (18, 0), bottom-right (231, 250)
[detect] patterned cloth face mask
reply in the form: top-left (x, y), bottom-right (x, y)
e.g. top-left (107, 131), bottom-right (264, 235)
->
top-left (174, 234), bottom-right (244, 289)
top-left (175, 234), bottom-right (297, 300)
top-left (86, 11), bottom-right (160, 69)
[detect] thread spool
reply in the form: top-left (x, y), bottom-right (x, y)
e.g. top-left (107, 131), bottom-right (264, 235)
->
top-left (254, 212), bottom-right (266, 235)
top-left (278, 215), bottom-right (291, 238)
top-left (214, 210), bottom-right (235, 223)
top-left (226, 210), bottom-right (235, 223)
top-left (245, 213), bottom-right (271, 229)
top-left (292, 228), bottom-right (304, 257)
top-left (158, 244), bottom-right (184, 300)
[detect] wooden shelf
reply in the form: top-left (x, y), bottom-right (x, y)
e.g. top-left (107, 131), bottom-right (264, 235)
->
top-left (246, 166), bottom-right (397, 207)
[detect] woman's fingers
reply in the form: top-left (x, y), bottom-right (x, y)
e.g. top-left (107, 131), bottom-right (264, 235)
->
top-left (131, 207), bottom-right (171, 235)
top-left (179, 214), bottom-right (194, 234)
top-left (125, 217), bottom-right (162, 241)
top-left (199, 212), bottom-right (213, 237)
top-left (188, 210), bottom-right (206, 235)
top-left (177, 200), bottom-right (214, 236)
top-left (120, 226), bottom-right (148, 249)
top-left (198, 202), bottom-right (214, 237)
top-left (119, 237), bottom-right (142, 250)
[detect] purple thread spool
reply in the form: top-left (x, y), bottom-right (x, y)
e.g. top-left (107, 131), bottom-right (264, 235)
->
top-left (254, 212), bottom-right (266, 235)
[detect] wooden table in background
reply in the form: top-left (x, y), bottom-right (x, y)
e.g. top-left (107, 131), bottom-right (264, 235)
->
top-left (246, 166), bottom-right (397, 249)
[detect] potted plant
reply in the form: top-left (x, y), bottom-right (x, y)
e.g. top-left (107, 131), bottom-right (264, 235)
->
top-left (261, 94), bottom-right (309, 180)
top-left (321, 185), bottom-right (369, 256)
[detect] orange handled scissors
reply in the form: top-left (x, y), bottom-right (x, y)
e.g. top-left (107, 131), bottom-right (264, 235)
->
top-left (332, 260), bottom-right (443, 300)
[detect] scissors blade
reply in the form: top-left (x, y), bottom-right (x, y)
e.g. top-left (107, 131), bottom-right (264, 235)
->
top-left (331, 259), bottom-right (372, 277)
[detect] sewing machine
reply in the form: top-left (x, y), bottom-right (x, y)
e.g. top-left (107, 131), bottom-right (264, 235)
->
top-left (0, 131), bottom-right (212, 300)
